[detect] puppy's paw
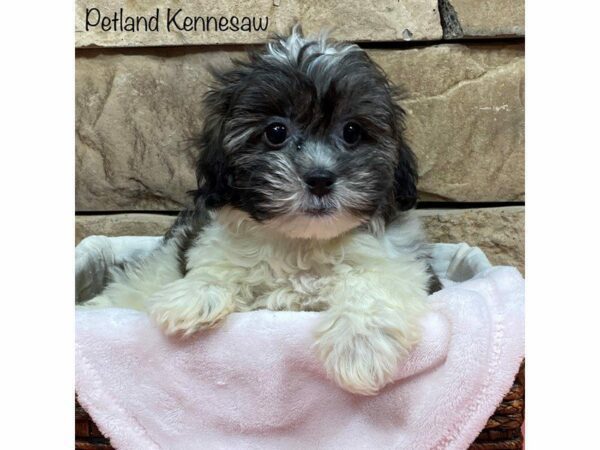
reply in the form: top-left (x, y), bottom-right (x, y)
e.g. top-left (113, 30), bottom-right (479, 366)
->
top-left (316, 324), bottom-right (409, 395)
top-left (78, 295), bottom-right (113, 309)
top-left (148, 281), bottom-right (233, 337)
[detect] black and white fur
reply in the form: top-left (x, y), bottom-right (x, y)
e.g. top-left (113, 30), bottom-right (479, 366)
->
top-left (83, 27), bottom-right (441, 395)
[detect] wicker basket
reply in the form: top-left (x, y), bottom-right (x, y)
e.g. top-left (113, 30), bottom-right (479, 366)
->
top-left (75, 362), bottom-right (524, 449)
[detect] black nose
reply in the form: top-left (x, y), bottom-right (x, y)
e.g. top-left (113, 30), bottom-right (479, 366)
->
top-left (305, 169), bottom-right (336, 197)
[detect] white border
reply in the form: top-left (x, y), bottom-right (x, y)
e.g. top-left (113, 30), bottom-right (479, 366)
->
top-left (526, 0), bottom-right (600, 448)
top-left (1, 1), bottom-right (74, 448)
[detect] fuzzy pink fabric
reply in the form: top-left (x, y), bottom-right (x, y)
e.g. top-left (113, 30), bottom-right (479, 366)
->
top-left (76, 265), bottom-right (524, 450)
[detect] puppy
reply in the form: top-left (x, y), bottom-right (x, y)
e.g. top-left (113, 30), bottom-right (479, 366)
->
top-left (83, 26), bottom-right (441, 395)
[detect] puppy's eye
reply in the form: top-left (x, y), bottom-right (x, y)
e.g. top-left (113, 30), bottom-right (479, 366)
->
top-left (264, 123), bottom-right (288, 147)
top-left (343, 122), bottom-right (362, 145)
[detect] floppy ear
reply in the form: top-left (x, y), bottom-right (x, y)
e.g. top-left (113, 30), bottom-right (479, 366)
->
top-left (394, 139), bottom-right (419, 211)
top-left (192, 65), bottom-right (246, 210)
top-left (193, 110), bottom-right (231, 209)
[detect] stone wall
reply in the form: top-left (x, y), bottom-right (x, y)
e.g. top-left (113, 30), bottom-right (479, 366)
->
top-left (75, 0), bottom-right (525, 272)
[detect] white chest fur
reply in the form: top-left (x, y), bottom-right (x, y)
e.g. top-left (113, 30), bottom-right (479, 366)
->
top-left (182, 208), bottom-right (428, 312)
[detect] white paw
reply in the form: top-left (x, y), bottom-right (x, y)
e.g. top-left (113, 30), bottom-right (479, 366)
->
top-left (78, 295), bottom-right (114, 309)
top-left (148, 281), bottom-right (233, 337)
top-left (316, 321), bottom-right (412, 395)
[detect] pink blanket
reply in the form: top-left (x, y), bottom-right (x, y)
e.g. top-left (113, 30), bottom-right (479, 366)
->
top-left (75, 239), bottom-right (524, 450)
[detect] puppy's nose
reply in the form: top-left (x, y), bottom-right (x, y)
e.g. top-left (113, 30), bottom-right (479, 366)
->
top-left (305, 169), bottom-right (336, 197)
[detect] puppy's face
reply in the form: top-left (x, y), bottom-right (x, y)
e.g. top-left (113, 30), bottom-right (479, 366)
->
top-left (196, 29), bottom-right (417, 239)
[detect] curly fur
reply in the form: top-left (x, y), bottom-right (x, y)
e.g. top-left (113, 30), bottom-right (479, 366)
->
top-left (83, 26), bottom-right (438, 395)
